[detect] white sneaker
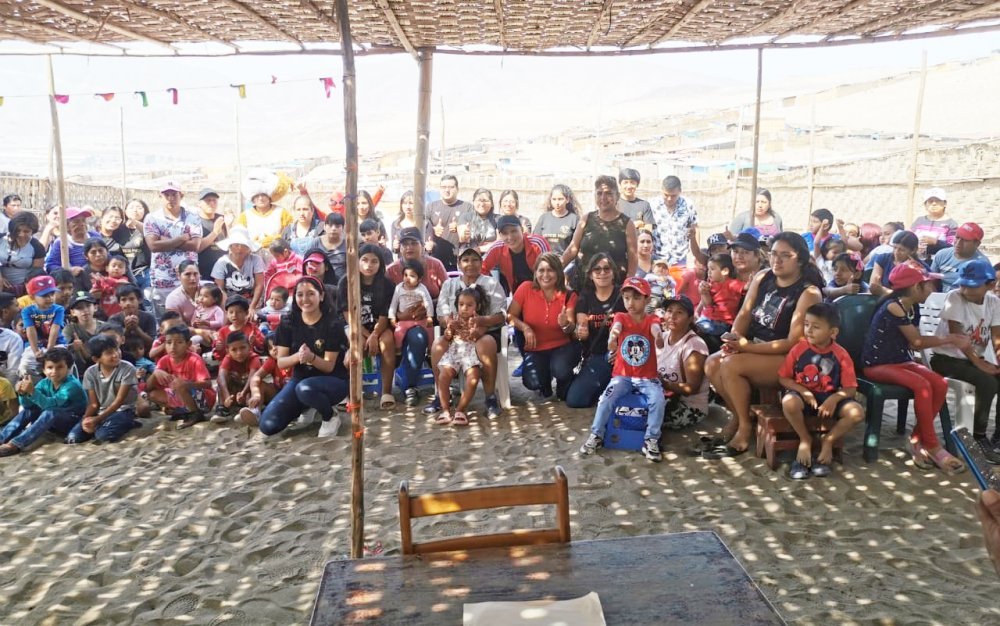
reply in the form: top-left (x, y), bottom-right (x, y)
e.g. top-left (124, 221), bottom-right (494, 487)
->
top-left (237, 407), bottom-right (259, 427)
top-left (318, 415), bottom-right (341, 438)
top-left (293, 408), bottom-right (318, 429)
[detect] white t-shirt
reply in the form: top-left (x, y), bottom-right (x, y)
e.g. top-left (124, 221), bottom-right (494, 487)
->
top-left (656, 329), bottom-right (709, 414)
top-left (934, 290), bottom-right (1000, 359)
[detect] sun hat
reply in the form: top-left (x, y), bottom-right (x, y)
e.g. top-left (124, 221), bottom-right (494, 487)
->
top-left (954, 259), bottom-right (996, 287)
top-left (621, 276), bottom-right (651, 297)
top-left (956, 222), bottom-right (984, 242)
top-left (27, 275), bottom-right (58, 297)
top-left (218, 227), bottom-right (260, 252)
top-left (888, 263), bottom-right (942, 290)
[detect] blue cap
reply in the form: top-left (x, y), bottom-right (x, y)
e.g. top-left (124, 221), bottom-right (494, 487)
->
top-left (955, 259), bottom-right (997, 287)
top-left (741, 227), bottom-right (762, 239)
top-left (707, 233), bottom-right (727, 247)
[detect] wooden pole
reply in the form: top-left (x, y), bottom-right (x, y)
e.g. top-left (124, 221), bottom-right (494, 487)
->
top-left (749, 48), bottom-right (763, 219)
top-left (906, 51), bottom-right (928, 226)
top-left (731, 106), bottom-right (744, 221)
top-left (806, 96), bottom-right (817, 213)
top-left (46, 55), bottom-right (69, 268)
top-left (335, 0), bottom-right (365, 561)
top-left (234, 102), bottom-right (244, 211)
top-left (119, 106), bottom-right (128, 207)
top-left (440, 96), bottom-right (446, 176)
top-left (413, 49), bottom-right (433, 227)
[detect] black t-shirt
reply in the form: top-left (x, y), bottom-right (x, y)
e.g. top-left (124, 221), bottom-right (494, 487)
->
top-left (338, 274), bottom-right (393, 330)
top-left (108, 310), bottom-right (157, 346)
top-left (510, 249), bottom-right (533, 292)
top-left (575, 288), bottom-right (625, 358)
top-left (198, 215), bottom-right (227, 279)
top-left (120, 226), bottom-right (150, 271)
top-left (275, 312), bottom-right (349, 379)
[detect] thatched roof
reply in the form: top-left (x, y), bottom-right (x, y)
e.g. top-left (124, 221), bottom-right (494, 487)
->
top-left (0, 0), bottom-right (998, 55)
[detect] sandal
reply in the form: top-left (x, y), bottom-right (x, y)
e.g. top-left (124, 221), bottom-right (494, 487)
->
top-left (379, 393), bottom-right (396, 409)
top-left (905, 438), bottom-right (933, 470)
top-left (435, 411), bottom-right (452, 425)
top-left (452, 411), bottom-right (469, 427)
top-left (929, 447), bottom-right (966, 475)
top-left (0, 443), bottom-right (20, 457)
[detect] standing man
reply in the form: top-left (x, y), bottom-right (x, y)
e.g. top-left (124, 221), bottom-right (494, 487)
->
top-left (196, 188), bottom-right (228, 279)
top-left (425, 175), bottom-right (472, 271)
top-left (650, 175), bottom-right (698, 300)
top-left (617, 168), bottom-right (655, 232)
top-left (144, 182), bottom-right (202, 314)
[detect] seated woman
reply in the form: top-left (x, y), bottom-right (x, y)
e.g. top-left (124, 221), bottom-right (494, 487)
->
top-left (657, 295), bottom-right (710, 430)
top-left (0, 212), bottom-right (45, 295)
top-left (164, 260), bottom-right (203, 327)
top-left (869, 230), bottom-right (922, 297)
top-left (258, 277), bottom-right (349, 438)
top-left (506, 253), bottom-right (580, 400)
top-left (565, 253), bottom-right (624, 408)
top-left (212, 227), bottom-right (266, 312)
top-left (704, 232), bottom-right (824, 456)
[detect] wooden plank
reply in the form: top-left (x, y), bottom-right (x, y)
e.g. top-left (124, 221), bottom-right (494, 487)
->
top-left (0, 15), bottom-right (122, 47)
top-left (374, 0), bottom-right (418, 58)
top-left (653, 0), bottom-right (716, 45)
top-left (32, 0), bottom-right (173, 47)
top-left (494, 0), bottom-right (507, 49)
top-left (409, 482), bottom-right (560, 516)
top-left (217, 0), bottom-right (304, 48)
top-left (413, 529), bottom-right (562, 554)
top-left (117, 0), bottom-right (238, 49)
top-left (749, 48), bottom-right (764, 214)
top-left (412, 49), bottom-right (433, 229)
top-left (46, 55), bottom-right (69, 268)
top-left (585, 0), bottom-right (614, 49)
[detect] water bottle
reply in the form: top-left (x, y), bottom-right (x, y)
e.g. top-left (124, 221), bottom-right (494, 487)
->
top-left (362, 356), bottom-right (374, 374)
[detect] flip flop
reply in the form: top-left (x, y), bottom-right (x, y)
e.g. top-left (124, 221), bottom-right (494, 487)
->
top-left (380, 393), bottom-right (397, 409)
top-left (701, 444), bottom-right (748, 460)
top-left (435, 411), bottom-right (452, 425)
top-left (687, 436), bottom-right (725, 457)
top-left (452, 412), bottom-right (469, 427)
top-left (929, 447), bottom-right (966, 475)
top-left (905, 438), bottom-right (933, 470)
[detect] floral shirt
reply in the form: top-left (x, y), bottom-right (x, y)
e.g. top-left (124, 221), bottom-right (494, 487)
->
top-left (144, 207), bottom-right (202, 291)
top-left (650, 195), bottom-right (697, 266)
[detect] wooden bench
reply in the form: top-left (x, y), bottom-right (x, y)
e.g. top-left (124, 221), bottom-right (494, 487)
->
top-left (752, 404), bottom-right (844, 470)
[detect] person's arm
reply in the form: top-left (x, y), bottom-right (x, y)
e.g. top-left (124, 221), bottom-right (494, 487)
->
top-left (869, 262), bottom-right (890, 297)
top-left (419, 286), bottom-right (434, 324)
top-left (387, 286), bottom-right (402, 323)
top-left (87, 382), bottom-right (133, 431)
top-left (217, 365), bottom-right (231, 405)
top-left (197, 217), bottom-right (226, 252)
top-left (249, 273), bottom-right (265, 312)
top-left (624, 220), bottom-right (638, 278)
top-left (947, 320), bottom-right (999, 373)
top-left (241, 361), bottom-right (260, 397)
top-left (664, 350), bottom-right (706, 397)
top-left (144, 230), bottom-right (192, 253)
top-left (727, 270), bottom-right (765, 338)
top-left (46, 323), bottom-right (62, 351)
top-left (560, 213), bottom-right (587, 267)
top-left (506, 293), bottom-right (537, 350)
top-left (83, 388), bottom-right (99, 419)
top-left (737, 285), bottom-right (823, 355)
top-left (893, 303), bottom-right (969, 351)
top-left (689, 226), bottom-right (708, 265)
top-left (275, 345), bottom-right (299, 371)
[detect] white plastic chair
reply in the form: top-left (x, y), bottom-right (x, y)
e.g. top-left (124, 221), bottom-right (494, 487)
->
top-left (919, 292), bottom-right (976, 432)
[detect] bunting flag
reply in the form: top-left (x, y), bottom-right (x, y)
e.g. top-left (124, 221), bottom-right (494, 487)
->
top-left (96, 93), bottom-right (115, 101)
top-left (320, 77), bottom-right (335, 98)
top-left (54, 94), bottom-right (69, 104)
top-left (134, 91), bottom-right (148, 107)
top-left (271, 75), bottom-right (278, 84)
top-left (167, 87), bottom-right (178, 105)
top-left (231, 84), bottom-right (246, 99)
top-left (0, 97), bottom-right (4, 107)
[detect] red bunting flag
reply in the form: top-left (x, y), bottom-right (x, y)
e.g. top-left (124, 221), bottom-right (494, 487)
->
top-left (96, 93), bottom-right (115, 101)
top-left (54, 94), bottom-right (69, 104)
top-left (320, 77), bottom-right (335, 98)
top-left (167, 87), bottom-right (178, 105)
top-left (134, 91), bottom-right (148, 107)
top-left (271, 75), bottom-right (278, 84)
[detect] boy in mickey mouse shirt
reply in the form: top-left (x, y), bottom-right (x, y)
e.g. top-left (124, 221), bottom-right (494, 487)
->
top-left (580, 277), bottom-right (667, 462)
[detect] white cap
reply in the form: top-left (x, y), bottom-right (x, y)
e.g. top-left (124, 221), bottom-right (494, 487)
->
top-left (923, 187), bottom-right (947, 203)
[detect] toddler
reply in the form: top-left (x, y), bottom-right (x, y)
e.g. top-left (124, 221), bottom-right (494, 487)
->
top-left (647, 259), bottom-right (677, 312)
top-left (238, 335), bottom-right (292, 428)
top-left (695, 253), bottom-right (743, 338)
top-left (212, 332), bottom-right (261, 423)
top-left (388, 259), bottom-right (434, 350)
top-left (124, 336), bottom-right (155, 391)
top-left (20, 276), bottom-right (67, 377)
top-left (93, 255), bottom-right (131, 318)
top-left (434, 286), bottom-right (488, 427)
top-left (256, 286), bottom-right (289, 334)
top-left (813, 235), bottom-right (847, 285)
top-left (147, 325), bottom-right (216, 429)
top-left (824, 253), bottom-right (869, 302)
top-left (192, 284), bottom-right (225, 345)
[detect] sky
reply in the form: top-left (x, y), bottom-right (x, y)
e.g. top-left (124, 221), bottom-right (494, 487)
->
top-left (0, 30), bottom-right (997, 186)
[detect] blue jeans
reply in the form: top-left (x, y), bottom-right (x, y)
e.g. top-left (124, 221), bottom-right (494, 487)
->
top-left (399, 326), bottom-right (430, 390)
top-left (259, 375), bottom-right (349, 435)
top-left (565, 355), bottom-right (613, 408)
top-left (589, 377), bottom-right (666, 441)
top-left (0, 406), bottom-right (81, 450)
top-left (66, 409), bottom-right (136, 444)
top-left (522, 342), bottom-right (582, 399)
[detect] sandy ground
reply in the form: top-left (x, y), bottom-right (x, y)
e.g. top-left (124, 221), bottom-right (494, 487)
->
top-left (0, 377), bottom-right (997, 625)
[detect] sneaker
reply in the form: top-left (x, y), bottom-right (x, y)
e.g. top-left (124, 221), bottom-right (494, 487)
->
top-left (485, 394), bottom-right (501, 419)
top-left (422, 395), bottom-right (442, 415)
top-left (210, 409), bottom-right (231, 424)
top-left (405, 387), bottom-right (420, 407)
top-left (991, 429), bottom-right (1000, 448)
top-left (975, 434), bottom-right (1000, 464)
top-left (294, 408), bottom-right (318, 429)
top-left (318, 415), bottom-right (341, 438)
top-left (789, 460), bottom-right (811, 480)
top-left (642, 438), bottom-right (662, 462)
top-left (810, 462), bottom-right (832, 477)
top-left (177, 412), bottom-right (206, 429)
top-left (237, 407), bottom-right (260, 427)
top-left (579, 433), bottom-right (603, 455)
top-left (512, 363), bottom-right (524, 377)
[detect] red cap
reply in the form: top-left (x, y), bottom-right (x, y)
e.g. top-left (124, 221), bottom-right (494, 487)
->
top-left (888, 262), bottom-right (942, 290)
top-left (622, 277), bottom-right (651, 297)
top-left (956, 222), bottom-right (984, 241)
top-left (27, 275), bottom-right (59, 297)
top-left (304, 252), bottom-right (326, 265)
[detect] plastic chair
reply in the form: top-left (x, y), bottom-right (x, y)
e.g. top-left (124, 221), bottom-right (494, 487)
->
top-left (917, 292), bottom-right (976, 439)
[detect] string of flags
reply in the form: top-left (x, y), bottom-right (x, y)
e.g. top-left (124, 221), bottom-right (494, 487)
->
top-left (0, 76), bottom-right (335, 107)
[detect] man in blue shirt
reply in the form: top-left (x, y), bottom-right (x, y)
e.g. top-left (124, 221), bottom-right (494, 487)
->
top-left (931, 222), bottom-right (990, 292)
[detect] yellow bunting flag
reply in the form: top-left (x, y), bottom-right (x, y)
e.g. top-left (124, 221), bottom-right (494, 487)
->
top-left (231, 84), bottom-right (247, 99)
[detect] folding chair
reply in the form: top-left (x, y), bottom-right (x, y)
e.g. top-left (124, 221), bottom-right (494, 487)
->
top-left (917, 291), bottom-right (974, 445)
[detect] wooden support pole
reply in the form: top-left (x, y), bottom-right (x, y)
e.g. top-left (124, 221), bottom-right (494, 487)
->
top-left (749, 48), bottom-right (764, 218)
top-left (906, 51), bottom-right (928, 226)
top-left (731, 106), bottom-right (744, 221)
top-left (335, 0), bottom-right (365, 561)
top-left (806, 97), bottom-right (817, 213)
top-left (413, 49), bottom-right (433, 228)
top-left (46, 55), bottom-right (69, 268)
top-left (234, 103), bottom-right (244, 211)
top-left (119, 106), bottom-right (128, 207)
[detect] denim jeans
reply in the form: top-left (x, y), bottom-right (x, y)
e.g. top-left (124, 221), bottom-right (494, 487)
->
top-left (522, 341), bottom-right (582, 399)
top-left (565, 354), bottom-right (613, 408)
top-left (66, 409), bottom-right (137, 444)
top-left (589, 377), bottom-right (666, 441)
top-left (399, 326), bottom-right (430, 390)
top-left (0, 406), bottom-right (81, 450)
top-left (259, 375), bottom-right (349, 435)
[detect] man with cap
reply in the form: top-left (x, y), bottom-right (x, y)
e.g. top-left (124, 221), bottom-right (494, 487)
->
top-left (728, 231), bottom-right (763, 285)
top-left (196, 187), bottom-right (228, 279)
top-left (424, 246), bottom-right (507, 415)
top-left (43, 206), bottom-right (99, 274)
top-left (144, 182), bottom-right (202, 312)
top-left (911, 187), bottom-right (958, 262)
top-left (931, 222), bottom-right (991, 292)
top-left (617, 168), bottom-right (655, 231)
top-left (425, 175), bottom-right (473, 272)
top-left (483, 215), bottom-right (550, 296)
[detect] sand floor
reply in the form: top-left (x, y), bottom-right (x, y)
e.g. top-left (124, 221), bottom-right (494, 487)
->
top-left (0, 381), bottom-right (997, 625)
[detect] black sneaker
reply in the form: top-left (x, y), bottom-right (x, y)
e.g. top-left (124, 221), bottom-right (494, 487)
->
top-left (485, 395), bottom-right (502, 419)
top-left (422, 395), bottom-right (442, 415)
top-left (975, 434), bottom-right (1000, 464)
top-left (404, 387), bottom-right (420, 407)
top-left (642, 438), bottom-right (662, 462)
top-left (991, 429), bottom-right (1000, 448)
top-left (178, 412), bottom-right (207, 429)
top-left (579, 433), bottom-right (603, 455)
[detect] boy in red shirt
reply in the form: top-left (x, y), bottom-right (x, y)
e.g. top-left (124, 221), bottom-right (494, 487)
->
top-left (147, 325), bottom-right (216, 429)
top-left (580, 277), bottom-right (667, 462)
top-left (211, 331), bottom-right (261, 424)
top-left (212, 296), bottom-right (266, 361)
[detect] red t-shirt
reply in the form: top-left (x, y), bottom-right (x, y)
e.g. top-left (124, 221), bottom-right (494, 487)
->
top-left (513, 283), bottom-right (577, 352)
top-left (157, 352), bottom-right (211, 382)
top-left (611, 312), bottom-right (661, 380)
top-left (778, 338), bottom-right (857, 396)
top-left (702, 278), bottom-right (745, 324)
top-left (213, 322), bottom-right (266, 360)
top-left (221, 354), bottom-right (262, 378)
top-left (258, 356), bottom-right (293, 388)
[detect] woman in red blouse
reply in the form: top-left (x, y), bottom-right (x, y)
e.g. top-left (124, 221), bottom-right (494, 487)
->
top-left (507, 253), bottom-right (581, 400)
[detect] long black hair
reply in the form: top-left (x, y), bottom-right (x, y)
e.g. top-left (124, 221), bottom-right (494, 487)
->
top-left (770, 231), bottom-right (824, 288)
top-left (290, 275), bottom-right (332, 321)
top-left (455, 284), bottom-right (488, 316)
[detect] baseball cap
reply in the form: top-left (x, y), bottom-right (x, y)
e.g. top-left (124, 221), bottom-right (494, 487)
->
top-left (224, 295), bottom-right (250, 311)
top-left (69, 291), bottom-right (98, 308)
top-left (161, 181), bottom-right (182, 194)
top-left (496, 215), bottom-right (522, 232)
top-left (729, 232), bottom-right (761, 252)
top-left (888, 263), bottom-right (942, 290)
top-left (922, 187), bottom-right (947, 203)
top-left (954, 259), bottom-right (996, 287)
top-left (303, 251), bottom-right (326, 265)
top-left (64, 206), bottom-right (94, 221)
top-left (707, 233), bottom-right (728, 247)
top-left (662, 294), bottom-right (695, 317)
top-left (198, 188), bottom-right (219, 201)
top-left (956, 222), bottom-right (984, 241)
top-left (741, 227), bottom-right (762, 240)
top-left (27, 275), bottom-right (58, 297)
top-left (621, 276), bottom-right (651, 297)
top-left (651, 258), bottom-right (670, 268)
top-left (397, 226), bottom-right (423, 242)
top-left (459, 246), bottom-right (483, 260)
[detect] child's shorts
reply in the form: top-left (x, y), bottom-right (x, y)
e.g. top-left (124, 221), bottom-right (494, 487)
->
top-left (438, 340), bottom-right (480, 374)
top-left (393, 320), bottom-right (429, 350)
top-left (782, 390), bottom-right (858, 418)
top-left (164, 386), bottom-right (217, 414)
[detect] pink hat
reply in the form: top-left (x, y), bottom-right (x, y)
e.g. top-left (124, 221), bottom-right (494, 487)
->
top-left (64, 206), bottom-right (93, 221)
top-left (956, 222), bottom-right (984, 241)
top-left (888, 263), bottom-right (942, 290)
top-left (622, 276), bottom-right (651, 297)
top-left (160, 181), bottom-right (182, 194)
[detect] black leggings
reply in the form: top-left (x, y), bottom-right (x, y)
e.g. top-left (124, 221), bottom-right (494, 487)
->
top-left (929, 353), bottom-right (999, 436)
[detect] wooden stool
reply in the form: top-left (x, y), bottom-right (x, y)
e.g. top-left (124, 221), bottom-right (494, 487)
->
top-left (751, 404), bottom-right (844, 470)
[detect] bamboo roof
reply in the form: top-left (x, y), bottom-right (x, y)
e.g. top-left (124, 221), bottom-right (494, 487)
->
top-left (0, 0), bottom-right (998, 55)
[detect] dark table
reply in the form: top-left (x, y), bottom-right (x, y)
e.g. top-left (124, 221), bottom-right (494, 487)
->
top-left (310, 531), bottom-right (785, 624)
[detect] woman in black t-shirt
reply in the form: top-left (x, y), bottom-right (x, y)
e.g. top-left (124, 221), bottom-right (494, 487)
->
top-left (122, 199), bottom-right (152, 292)
top-left (565, 253), bottom-right (625, 408)
top-left (259, 276), bottom-right (349, 437)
